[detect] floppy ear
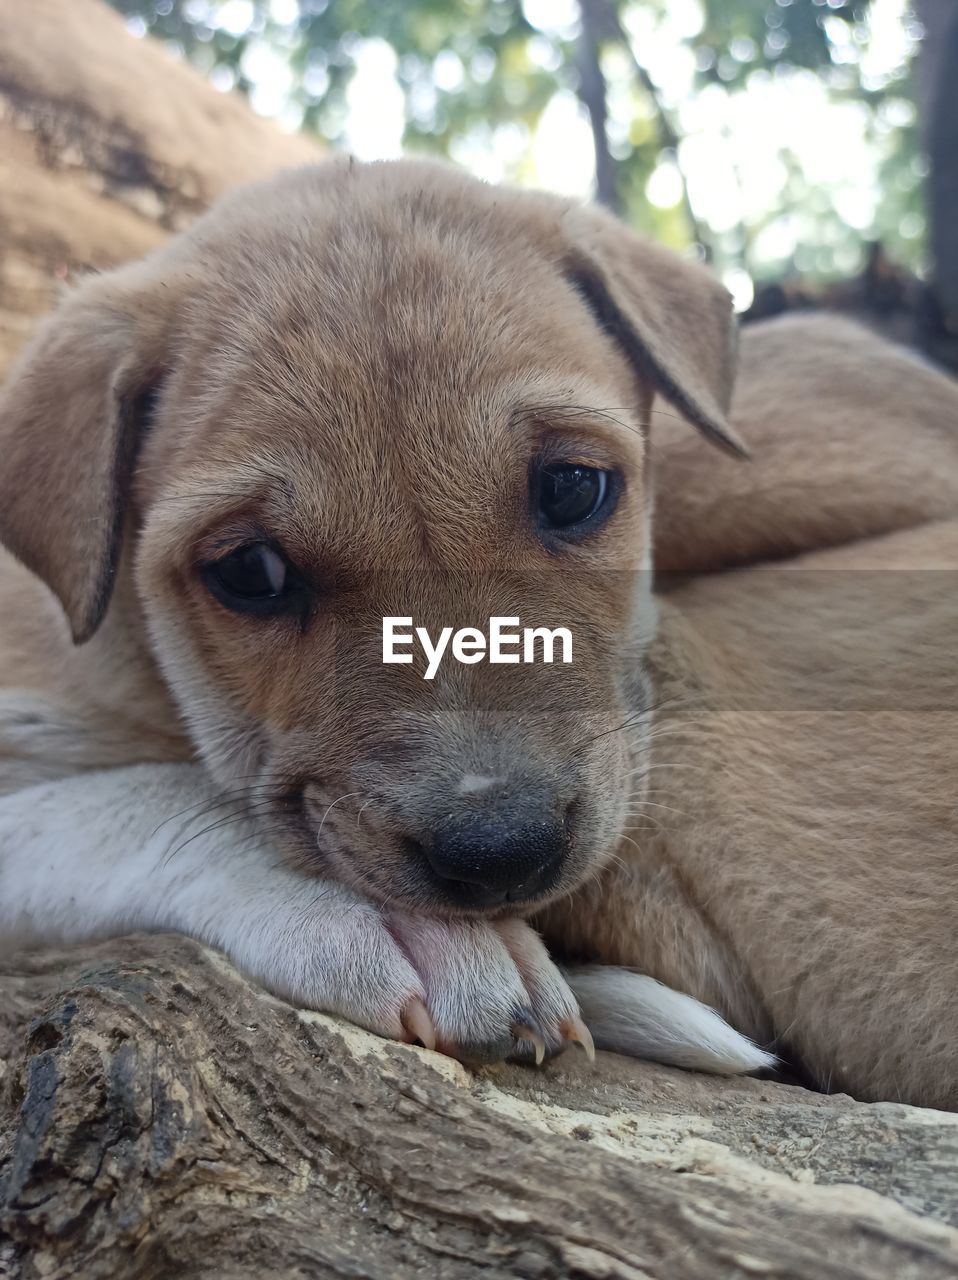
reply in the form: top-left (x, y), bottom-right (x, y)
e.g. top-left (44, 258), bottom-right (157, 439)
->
top-left (561, 204), bottom-right (747, 457)
top-left (0, 271), bottom-right (170, 643)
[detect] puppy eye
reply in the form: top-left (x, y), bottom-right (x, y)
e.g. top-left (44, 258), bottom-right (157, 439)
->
top-left (203, 543), bottom-right (296, 615)
top-left (532, 463), bottom-right (617, 536)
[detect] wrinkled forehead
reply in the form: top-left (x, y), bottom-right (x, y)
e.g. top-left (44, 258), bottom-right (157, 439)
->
top-left (159, 380), bottom-right (640, 576)
top-left (151, 184), bottom-right (646, 559)
top-left (179, 181), bottom-right (640, 428)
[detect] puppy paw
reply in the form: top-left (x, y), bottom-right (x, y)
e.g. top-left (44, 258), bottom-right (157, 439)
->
top-left (229, 880), bottom-right (589, 1066)
top-left (385, 912), bottom-right (593, 1066)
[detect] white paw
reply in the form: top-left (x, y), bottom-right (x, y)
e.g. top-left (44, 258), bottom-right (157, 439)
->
top-left (385, 913), bottom-right (593, 1064)
top-left (227, 880), bottom-right (591, 1064)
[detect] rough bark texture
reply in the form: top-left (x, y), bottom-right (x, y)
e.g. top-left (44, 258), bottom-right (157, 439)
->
top-left (1, 4), bottom-right (958, 1278)
top-left (2, 936), bottom-right (958, 1280)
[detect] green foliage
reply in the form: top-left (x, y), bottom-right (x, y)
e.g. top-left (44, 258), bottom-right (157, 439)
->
top-left (108, 0), bottom-right (925, 289)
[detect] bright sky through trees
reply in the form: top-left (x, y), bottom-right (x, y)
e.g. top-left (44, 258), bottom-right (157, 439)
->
top-left (116, 0), bottom-right (924, 307)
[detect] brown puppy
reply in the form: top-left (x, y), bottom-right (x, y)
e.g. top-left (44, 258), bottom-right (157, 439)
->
top-left (0, 156), bottom-right (762, 1071)
top-left (0, 158), bottom-right (954, 1097)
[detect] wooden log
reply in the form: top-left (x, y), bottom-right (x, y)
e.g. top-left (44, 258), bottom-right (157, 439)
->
top-left (2, 935), bottom-right (958, 1280)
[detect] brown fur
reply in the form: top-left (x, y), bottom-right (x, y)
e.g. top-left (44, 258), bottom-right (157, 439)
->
top-left (0, 157), bottom-right (956, 1103)
top-left (541, 319), bottom-right (958, 1106)
top-left (652, 313), bottom-right (958, 573)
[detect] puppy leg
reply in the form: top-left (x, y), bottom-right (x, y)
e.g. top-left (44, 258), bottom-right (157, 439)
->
top-left (0, 764), bottom-right (767, 1073)
top-left (0, 763), bottom-right (438, 1038)
top-left (385, 916), bottom-right (769, 1074)
top-left (565, 966), bottom-right (775, 1076)
top-left (0, 762), bottom-right (581, 1059)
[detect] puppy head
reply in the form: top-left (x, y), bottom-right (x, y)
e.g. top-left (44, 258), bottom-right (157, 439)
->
top-left (0, 158), bottom-right (740, 916)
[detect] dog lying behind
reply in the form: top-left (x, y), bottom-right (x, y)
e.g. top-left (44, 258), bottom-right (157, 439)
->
top-left (541, 315), bottom-right (958, 1106)
top-left (0, 158), bottom-right (954, 1101)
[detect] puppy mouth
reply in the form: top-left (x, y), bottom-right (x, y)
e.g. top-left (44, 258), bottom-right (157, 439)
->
top-left (311, 833), bottom-right (573, 920)
top-left (297, 781), bottom-right (591, 918)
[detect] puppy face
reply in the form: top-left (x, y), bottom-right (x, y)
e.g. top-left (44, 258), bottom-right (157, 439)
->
top-left (0, 159), bottom-right (740, 917)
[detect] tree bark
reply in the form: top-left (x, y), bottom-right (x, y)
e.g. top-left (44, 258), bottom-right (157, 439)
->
top-left (0, 0), bottom-right (319, 379)
top-left (3, 935), bottom-right (958, 1280)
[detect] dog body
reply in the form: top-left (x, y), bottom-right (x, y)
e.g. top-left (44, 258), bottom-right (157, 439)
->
top-left (0, 160), bottom-right (955, 1099)
top-left (541, 315), bottom-right (958, 1106)
top-left (543, 522), bottom-right (958, 1105)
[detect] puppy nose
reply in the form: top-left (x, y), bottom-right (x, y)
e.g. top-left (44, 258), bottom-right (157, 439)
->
top-left (421, 809), bottom-right (569, 910)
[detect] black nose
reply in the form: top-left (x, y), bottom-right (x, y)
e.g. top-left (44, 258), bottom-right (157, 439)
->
top-left (421, 810), bottom-right (569, 910)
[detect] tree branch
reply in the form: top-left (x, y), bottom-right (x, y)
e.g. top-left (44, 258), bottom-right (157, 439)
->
top-left (575, 0), bottom-right (621, 213)
top-left (579, 0), bottom-right (710, 256)
top-left (3, 934), bottom-right (958, 1278)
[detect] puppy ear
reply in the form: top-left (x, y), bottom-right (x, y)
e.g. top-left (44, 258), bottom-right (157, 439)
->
top-left (0, 271), bottom-right (170, 643)
top-left (561, 205), bottom-right (747, 457)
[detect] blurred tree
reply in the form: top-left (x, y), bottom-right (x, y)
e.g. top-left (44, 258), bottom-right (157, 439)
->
top-left (108, 0), bottom-right (927, 299)
top-left (915, 0), bottom-right (957, 338)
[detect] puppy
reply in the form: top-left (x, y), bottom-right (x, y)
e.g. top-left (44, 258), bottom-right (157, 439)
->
top-left (0, 156), bottom-right (767, 1072)
top-left (1, 158), bottom-right (954, 1101)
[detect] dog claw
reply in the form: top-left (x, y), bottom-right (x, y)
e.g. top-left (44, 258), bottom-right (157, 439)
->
top-left (511, 1019), bottom-right (547, 1066)
top-left (561, 1015), bottom-right (596, 1063)
top-left (401, 997), bottom-right (437, 1051)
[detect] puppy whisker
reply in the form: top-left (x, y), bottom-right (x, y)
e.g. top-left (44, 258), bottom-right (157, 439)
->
top-left (162, 797), bottom-right (299, 866)
top-left (313, 792), bottom-right (364, 843)
top-left (151, 783), bottom-right (291, 838)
